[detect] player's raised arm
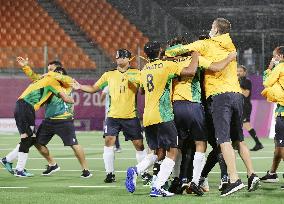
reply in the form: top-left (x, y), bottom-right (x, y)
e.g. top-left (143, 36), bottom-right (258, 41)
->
top-left (17, 56), bottom-right (41, 81)
top-left (180, 51), bottom-right (200, 77)
top-left (72, 80), bottom-right (101, 93)
top-left (207, 52), bottom-right (237, 72)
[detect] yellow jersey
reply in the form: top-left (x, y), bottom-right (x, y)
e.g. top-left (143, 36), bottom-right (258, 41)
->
top-left (261, 62), bottom-right (284, 106)
top-left (139, 59), bottom-right (183, 126)
top-left (166, 33), bottom-right (241, 98)
top-left (95, 68), bottom-right (140, 119)
top-left (22, 65), bottom-right (74, 119)
top-left (19, 75), bottom-right (65, 111)
top-left (172, 56), bottom-right (212, 102)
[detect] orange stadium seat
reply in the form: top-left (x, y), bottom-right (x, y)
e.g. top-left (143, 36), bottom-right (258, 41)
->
top-left (0, 0), bottom-right (96, 69)
top-left (55, 0), bottom-right (149, 60)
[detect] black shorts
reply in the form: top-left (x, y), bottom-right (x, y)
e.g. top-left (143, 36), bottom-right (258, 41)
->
top-left (275, 116), bottom-right (284, 147)
top-left (242, 101), bottom-right (252, 123)
top-left (173, 101), bottom-right (207, 142)
top-left (103, 117), bottom-right (143, 141)
top-left (145, 121), bottom-right (178, 150)
top-left (205, 97), bottom-right (218, 149)
top-left (14, 99), bottom-right (35, 137)
top-left (211, 92), bottom-right (244, 145)
top-left (36, 119), bottom-right (78, 146)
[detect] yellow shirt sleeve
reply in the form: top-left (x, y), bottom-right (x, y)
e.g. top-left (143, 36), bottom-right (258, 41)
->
top-left (167, 61), bottom-right (183, 78)
top-left (47, 71), bottom-right (74, 88)
top-left (95, 72), bottom-right (108, 90)
top-left (165, 40), bottom-right (207, 57)
top-left (263, 64), bottom-right (282, 88)
top-left (127, 71), bottom-right (141, 86)
top-left (46, 77), bottom-right (65, 95)
top-left (22, 65), bottom-right (41, 81)
top-left (198, 56), bottom-right (212, 69)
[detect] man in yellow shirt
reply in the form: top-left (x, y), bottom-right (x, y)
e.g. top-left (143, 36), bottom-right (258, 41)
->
top-left (260, 46), bottom-right (284, 190)
top-left (73, 49), bottom-right (149, 183)
top-left (125, 41), bottom-right (236, 197)
top-left (5, 59), bottom-right (73, 177)
top-left (166, 18), bottom-right (260, 196)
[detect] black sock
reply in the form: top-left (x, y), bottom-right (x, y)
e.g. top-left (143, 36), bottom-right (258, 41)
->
top-left (217, 153), bottom-right (228, 179)
top-left (248, 128), bottom-right (261, 145)
top-left (201, 148), bottom-right (218, 178)
top-left (153, 162), bottom-right (161, 176)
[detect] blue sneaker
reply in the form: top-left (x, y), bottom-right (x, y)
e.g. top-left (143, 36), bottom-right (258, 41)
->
top-left (14, 170), bottom-right (34, 177)
top-left (0, 157), bottom-right (14, 174)
top-left (125, 167), bottom-right (138, 193)
top-left (150, 187), bottom-right (174, 197)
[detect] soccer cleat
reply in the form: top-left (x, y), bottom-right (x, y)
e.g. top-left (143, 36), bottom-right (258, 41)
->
top-left (81, 169), bottom-right (92, 178)
top-left (0, 157), bottom-right (14, 175)
top-left (125, 167), bottom-right (137, 193)
top-left (42, 164), bottom-right (60, 176)
top-left (248, 173), bottom-right (260, 192)
top-left (188, 182), bottom-right (204, 196)
top-left (260, 171), bottom-right (279, 183)
top-left (14, 169), bottom-right (34, 177)
top-left (150, 187), bottom-right (174, 197)
top-left (199, 177), bottom-right (210, 192)
top-left (250, 144), bottom-right (264, 151)
top-left (180, 178), bottom-right (190, 194)
top-left (221, 179), bottom-right (245, 197)
top-left (104, 172), bottom-right (116, 183)
top-left (281, 185), bottom-right (284, 190)
top-left (141, 172), bottom-right (153, 186)
top-left (219, 175), bottom-right (229, 191)
top-left (168, 177), bottom-right (182, 194)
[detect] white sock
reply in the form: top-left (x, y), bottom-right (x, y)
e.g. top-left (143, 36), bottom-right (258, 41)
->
top-left (136, 153), bottom-right (158, 175)
top-left (6, 144), bottom-right (20, 162)
top-left (192, 152), bottom-right (206, 185)
top-left (172, 150), bottom-right (182, 178)
top-left (103, 146), bottom-right (114, 173)
top-left (15, 152), bottom-right (28, 171)
top-left (136, 149), bottom-right (147, 163)
top-left (154, 157), bottom-right (175, 189)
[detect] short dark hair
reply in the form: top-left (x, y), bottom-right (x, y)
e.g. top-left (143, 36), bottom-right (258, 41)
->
top-left (48, 60), bottom-right (63, 68)
top-left (238, 65), bottom-right (247, 71)
top-left (116, 49), bottom-right (132, 59)
top-left (214, 18), bottom-right (231, 34)
top-left (275, 46), bottom-right (284, 56)
top-left (167, 36), bottom-right (188, 47)
top-left (54, 66), bottom-right (67, 75)
top-left (144, 41), bottom-right (161, 59)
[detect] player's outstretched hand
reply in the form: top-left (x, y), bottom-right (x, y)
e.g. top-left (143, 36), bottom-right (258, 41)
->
top-left (72, 80), bottom-right (81, 90)
top-left (17, 57), bottom-right (29, 67)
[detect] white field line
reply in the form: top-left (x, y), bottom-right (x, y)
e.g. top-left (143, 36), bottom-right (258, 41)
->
top-left (0, 187), bottom-right (28, 189)
top-left (69, 186), bottom-right (120, 188)
top-left (3, 168), bottom-right (283, 174)
top-left (0, 148), bottom-right (135, 151)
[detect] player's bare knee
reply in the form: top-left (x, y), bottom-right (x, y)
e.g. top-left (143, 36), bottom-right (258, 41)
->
top-left (104, 136), bottom-right (116, 146)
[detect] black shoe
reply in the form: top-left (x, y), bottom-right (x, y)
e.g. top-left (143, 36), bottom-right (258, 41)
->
top-left (248, 173), bottom-right (260, 192)
top-left (281, 185), bottom-right (284, 190)
top-left (219, 175), bottom-right (229, 191)
top-left (180, 178), bottom-right (189, 194)
top-left (104, 173), bottom-right (116, 183)
top-left (168, 177), bottom-right (182, 194)
top-left (221, 179), bottom-right (245, 197)
top-left (81, 169), bottom-right (92, 178)
top-left (141, 172), bottom-right (152, 186)
top-left (42, 164), bottom-right (60, 176)
top-left (260, 171), bottom-right (279, 183)
top-left (188, 182), bottom-right (204, 196)
top-left (250, 144), bottom-right (263, 151)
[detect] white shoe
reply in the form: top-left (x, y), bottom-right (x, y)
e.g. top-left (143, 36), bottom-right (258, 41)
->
top-left (200, 177), bottom-right (209, 192)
